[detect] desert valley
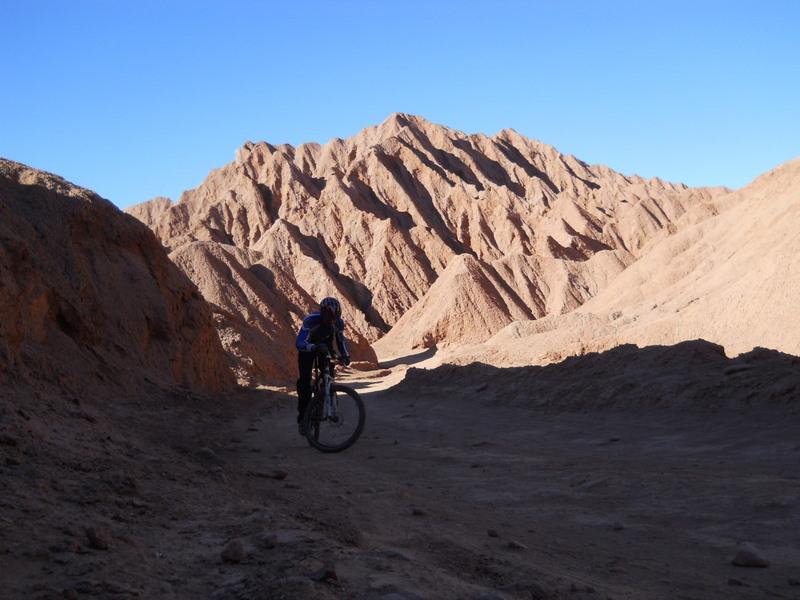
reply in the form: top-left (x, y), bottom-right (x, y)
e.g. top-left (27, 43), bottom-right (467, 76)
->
top-left (1, 114), bottom-right (799, 599)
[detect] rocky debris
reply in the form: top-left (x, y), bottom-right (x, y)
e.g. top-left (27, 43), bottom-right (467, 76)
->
top-left (411, 507), bottom-right (427, 516)
top-left (308, 565), bottom-right (338, 582)
top-left (0, 434), bottom-right (18, 446)
top-left (221, 539), bottom-right (246, 563)
top-left (731, 542), bottom-right (769, 568)
top-left (788, 577), bottom-right (800, 586)
top-left (506, 539), bottom-right (527, 550)
top-left (380, 547), bottom-right (412, 561)
top-left (248, 469), bottom-right (288, 480)
top-left (197, 447), bottom-right (220, 461)
top-left (507, 580), bottom-right (549, 599)
top-left (487, 529), bottom-right (499, 538)
top-left (378, 592), bottom-right (426, 600)
top-left (258, 533), bottom-right (278, 549)
top-left (85, 527), bottom-right (112, 550)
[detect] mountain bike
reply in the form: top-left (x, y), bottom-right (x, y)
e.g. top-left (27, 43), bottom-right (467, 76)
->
top-left (302, 350), bottom-right (365, 453)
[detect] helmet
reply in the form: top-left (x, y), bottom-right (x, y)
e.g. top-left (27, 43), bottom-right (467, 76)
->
top-left (319, 296), bottom-right (342, 319)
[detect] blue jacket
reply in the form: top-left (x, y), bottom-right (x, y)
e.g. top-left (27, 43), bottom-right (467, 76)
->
top-left (295, 312), bottom-right (350, 357)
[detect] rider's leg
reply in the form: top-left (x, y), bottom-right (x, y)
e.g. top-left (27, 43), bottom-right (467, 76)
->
top-left (296, 351), bottom-right (314, 423)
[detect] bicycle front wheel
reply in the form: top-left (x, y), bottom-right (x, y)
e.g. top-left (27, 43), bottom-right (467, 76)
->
top-left (302, 384), bottom-right (365, 453)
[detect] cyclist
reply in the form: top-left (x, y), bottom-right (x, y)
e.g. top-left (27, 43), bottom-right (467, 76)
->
top-left (295, 297), bottom-right (351, 432)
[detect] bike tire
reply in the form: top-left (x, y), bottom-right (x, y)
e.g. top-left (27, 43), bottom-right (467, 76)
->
top-left (302, 383), bottom-right (365, 453)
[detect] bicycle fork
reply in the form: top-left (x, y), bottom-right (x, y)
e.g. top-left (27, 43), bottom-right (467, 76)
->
top-left (322, 372), bottom-right (337, 419)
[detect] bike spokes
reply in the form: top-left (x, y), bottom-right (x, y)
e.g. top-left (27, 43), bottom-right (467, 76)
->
top-left (302, 384), bottom-right (365, 452)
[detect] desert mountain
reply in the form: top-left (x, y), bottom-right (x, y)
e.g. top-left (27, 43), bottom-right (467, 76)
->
top-left (2, 158), bottom-right (798, 600)
top-left (128, 114), bottom-right (725, 380)
top-left (449, 157), bottom-right (800, 368)
top-left (0, 159), bottom-right (233, 395)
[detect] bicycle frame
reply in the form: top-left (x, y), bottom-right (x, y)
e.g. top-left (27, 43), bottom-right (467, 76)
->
top-left (313, 354), bottom-right (339, 420)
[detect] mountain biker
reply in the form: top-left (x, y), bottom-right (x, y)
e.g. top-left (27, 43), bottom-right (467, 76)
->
top-left (295, 297), bottom-right (351, 433)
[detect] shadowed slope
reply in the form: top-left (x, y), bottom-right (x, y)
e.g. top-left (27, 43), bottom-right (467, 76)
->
top-left (0, 159), bottom-right (233, 394)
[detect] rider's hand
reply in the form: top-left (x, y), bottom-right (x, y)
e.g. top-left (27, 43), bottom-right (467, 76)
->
top-left (341, 355), bottom-right (351, 366)
top-left (315, 343), bottom-right (328, 355)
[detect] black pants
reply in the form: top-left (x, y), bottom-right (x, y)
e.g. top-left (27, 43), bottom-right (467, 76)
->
top-left (296, 351), bottom-right (315, 423)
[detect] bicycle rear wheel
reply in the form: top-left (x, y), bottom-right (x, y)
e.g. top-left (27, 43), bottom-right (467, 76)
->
top-left (302, 383), bottom-right (365, 453)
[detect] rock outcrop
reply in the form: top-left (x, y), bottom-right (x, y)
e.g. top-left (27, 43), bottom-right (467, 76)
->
top-left (0, 159), bottom-right (234, 394)
top-left (128, 114), bottom-right (726, 375)
top-left (449, 157), bottom-right (800, 368)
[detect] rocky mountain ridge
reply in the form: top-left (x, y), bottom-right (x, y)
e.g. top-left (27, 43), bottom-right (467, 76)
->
top-left (128, 114), bottom-right (727, 382)
top-left (446, 156), bottom-right (800, 369)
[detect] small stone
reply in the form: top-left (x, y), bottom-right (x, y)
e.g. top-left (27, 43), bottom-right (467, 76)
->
top-left (259, 533), bottom-right (278, 549)
top-left (728, 577), bottom-right (748, 587)
top-left (411, 508), bottom-right (426, 516)
top-left (507, 539), bottom-right (527, 550)
top-left (62, 590), bottom-right (79, 600)
top-left (381, 547), bottom-right (411, 561)
top-left (197, 447), bottom-right (219, 461)
top-left (221, 539), bottom-right (246, 563)
top-left (731, 542), bottom-right (769, 568)
top-left (248, 469), bottom-right (287, 480)
top-left (611, 522), bottom-right (625, 531)
top-left (308, 565), bottom-right (337, 582)
top-left (85, 527), bottom-right (111, 550)
top-left (787, 577), bottom-right (800, 586)
top-left (103, 581), bottom-right (138, 595)
top-left (487, 529), bottom-right (499, 538)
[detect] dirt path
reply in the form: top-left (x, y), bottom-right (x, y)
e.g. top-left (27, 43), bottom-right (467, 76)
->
top-left (4, 357), bottom-right (798, 599)
top-left (224, 360), bottom-right (800, 599)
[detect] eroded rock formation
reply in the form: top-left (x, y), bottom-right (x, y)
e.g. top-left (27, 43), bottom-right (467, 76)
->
top-left (128, 114), bottom-right (726, 377)
top-left (0, 159), bottom-right (234, 394)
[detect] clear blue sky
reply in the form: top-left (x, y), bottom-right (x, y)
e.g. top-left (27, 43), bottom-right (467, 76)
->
top-left (2, 1), bottom-right (798, 208)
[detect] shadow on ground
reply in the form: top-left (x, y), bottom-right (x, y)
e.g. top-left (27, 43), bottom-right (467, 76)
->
top-left (397, 340), bottom-right (800, 411)
top-left (378, 346), bottom-right (438, 369)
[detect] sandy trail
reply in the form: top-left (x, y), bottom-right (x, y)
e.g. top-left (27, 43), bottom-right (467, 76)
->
top-left (228, 356), bottom-right (800, 599)
top-left (3, 353), bottom-right (798, 599)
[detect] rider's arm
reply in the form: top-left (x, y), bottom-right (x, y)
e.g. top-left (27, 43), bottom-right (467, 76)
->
top-left (335, 318), bottom-right (351, 364)
top-left (295, 316), bottom-right (316, 352)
